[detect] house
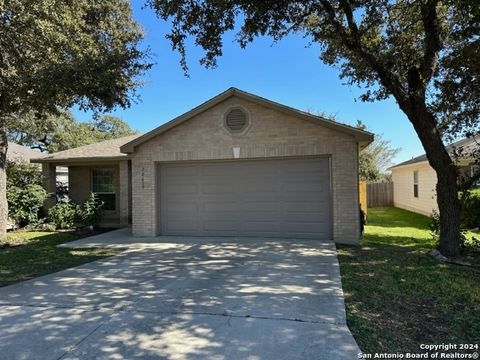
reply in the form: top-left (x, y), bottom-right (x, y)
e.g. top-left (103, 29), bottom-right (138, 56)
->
top-left (8, 142), bottom-right (68, 184)
top-left (7, 142), bottom-right (46, 163)
top-left (390, 136), bottom-right (479, 216)
top-left (32, 88), bottom-right (373, 244)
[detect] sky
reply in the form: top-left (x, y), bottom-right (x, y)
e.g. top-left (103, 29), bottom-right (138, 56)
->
top-left (73, 1), bottom-right (424, 165)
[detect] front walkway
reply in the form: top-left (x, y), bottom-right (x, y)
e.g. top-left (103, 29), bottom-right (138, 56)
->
top-left (0, 230), bottom-right (360, 359)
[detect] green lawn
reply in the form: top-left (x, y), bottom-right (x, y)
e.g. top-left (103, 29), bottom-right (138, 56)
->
top-left (338, 207), bottom-right (480, 353)
top-left (0, 231), bottom-right (122, 287)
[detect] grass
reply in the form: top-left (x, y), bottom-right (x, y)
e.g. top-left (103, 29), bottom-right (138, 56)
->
top-left (338, 207), bottom-right (480, 353)
top-left (0, 231), bottom-right (123, 287)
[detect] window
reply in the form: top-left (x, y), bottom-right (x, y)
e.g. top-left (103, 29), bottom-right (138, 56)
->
top-left (472, 165), bottom-right (480, 186)
top-left (413, 170), bottom-right (419, 198)
top-left (92, 168), bottom-right (116, 210)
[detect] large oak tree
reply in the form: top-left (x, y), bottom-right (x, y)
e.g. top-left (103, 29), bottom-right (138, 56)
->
top-left (148, 0), bottom-right (479, 257)
top-left (0, 0), bottom-right (151, 237)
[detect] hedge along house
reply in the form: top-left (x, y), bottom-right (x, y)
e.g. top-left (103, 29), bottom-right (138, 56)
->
top-left (32, 88), bottom-right (373, 244)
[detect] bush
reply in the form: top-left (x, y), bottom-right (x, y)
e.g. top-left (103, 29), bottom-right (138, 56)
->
top-left (77, 193), bottom-right (104, 228)
top-left (6, 160), bottom-right (47, 227)
top-left (7, 184), bottom-right (47, 227)
top-left (461, 193), bottom-right (480, 229)
top-left (47, 201), bottom-right (77, 230)
top-left (6, 160), bottom-right (42, 187)
top-left (47, 193), bottom-right (104, 230)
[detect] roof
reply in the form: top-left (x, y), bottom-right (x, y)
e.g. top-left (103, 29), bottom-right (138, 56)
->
top-left (120, 87), bottom-right (374, 153)
top-left (31, 134), bottom-right (142, 164)
top-left (390, 135), bottom-right (480, 170)
top-left (7, 142), bottom-right (45, 163)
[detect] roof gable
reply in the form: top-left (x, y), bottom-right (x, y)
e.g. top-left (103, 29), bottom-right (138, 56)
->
top-left (390, 135), bottom-right (479, 170)
top-left (120, 87), bottom-right (373, 153)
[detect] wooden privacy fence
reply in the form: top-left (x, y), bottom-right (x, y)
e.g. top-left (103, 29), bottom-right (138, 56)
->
top-left (359, 181), bottom-right (367, 215)
top-left (367, 182), bottom-right (394, 207)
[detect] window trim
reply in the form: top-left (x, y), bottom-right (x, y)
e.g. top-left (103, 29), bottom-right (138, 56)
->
top-left (91, 167), bottom-right (117, 212)
top-left (413, 170), bottom-right (419, 198)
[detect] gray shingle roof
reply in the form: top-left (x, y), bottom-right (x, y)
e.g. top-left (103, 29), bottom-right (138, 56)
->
top-left (7, 142), bottom-right (46, 163)
top-left (390, 136), bottom-right (479, 169)
top-left (31, 134), bottom-right (142, 163)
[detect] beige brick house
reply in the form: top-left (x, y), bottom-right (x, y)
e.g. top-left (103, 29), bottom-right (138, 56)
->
top-left (33, 88), bottom-right (373, 244)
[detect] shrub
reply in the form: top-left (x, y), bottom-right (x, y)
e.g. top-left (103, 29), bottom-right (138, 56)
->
top-left (77, 193), bottom-right (104, 228)
top-left (461, 193), bottom-right (480, 230)
top-left (6, 160), bottom-right (47, 227)
top-left (7, 184), bottom-right (47, 227)
top-left (6, 160), bottom-right (42, 187)
top-left (47, 201), bottom-right (78, 230)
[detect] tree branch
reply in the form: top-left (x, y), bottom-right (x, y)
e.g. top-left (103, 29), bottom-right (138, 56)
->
top-left (420, 0), bottom-right (442, 84)
top-left (318, 0), bottom-right (407, 103)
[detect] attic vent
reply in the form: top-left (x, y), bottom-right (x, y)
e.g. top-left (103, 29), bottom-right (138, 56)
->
top-left (225, 108), bottom-right (248, 132)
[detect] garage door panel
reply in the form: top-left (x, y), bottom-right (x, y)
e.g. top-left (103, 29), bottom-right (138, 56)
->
top-left (283, 201), bottom-right (325, 212)
top-left (159, 158), bottom-right (332, 239)
top-left (165, 183), bottom-right (199, 195)
top-left (242, 201), bottom-right (279, 212)
top-left (165, 201), bottom-right (199, 214)
top-left (203, 220), bottom-right (238, 232)
top-left (243, 211), bottom-right (280, 222)
top-left (202, 182), bottom-right (237, 194)
top-left (165, 219), bottom-right (199, 232)
top-left (203, 201), bottom-right (237, 212)
top-left (243, 222), bottom-right (280, 233)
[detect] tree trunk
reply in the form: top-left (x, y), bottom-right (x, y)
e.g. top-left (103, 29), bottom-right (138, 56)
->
top-left (0, 122), bottom-right (8, 239)
top-left (401, 100), bottom-right (461, 257)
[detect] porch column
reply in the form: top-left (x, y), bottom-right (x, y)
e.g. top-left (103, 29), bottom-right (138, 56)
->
top-left (119, 160), bottom-right (129, 226)
top-left (42, 163), bottom-right (57, 211)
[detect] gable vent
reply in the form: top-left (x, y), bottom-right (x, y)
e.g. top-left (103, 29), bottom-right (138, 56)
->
top-left (225, 108), bottom-right (248, 132)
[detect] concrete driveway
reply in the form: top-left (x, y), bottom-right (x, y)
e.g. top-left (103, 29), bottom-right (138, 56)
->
top-left (0, 229), bottom-right (360, 359)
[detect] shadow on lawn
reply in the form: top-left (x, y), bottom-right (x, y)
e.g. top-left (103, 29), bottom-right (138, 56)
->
top-left (0, 232), bottom-right (121, 287)
top-left (337, 240), bottom-right (480, 353)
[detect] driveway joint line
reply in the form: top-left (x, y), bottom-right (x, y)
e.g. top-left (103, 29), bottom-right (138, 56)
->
top-left (130, 308), bottom-right (347, 326)
top-left (56, 317), bottom-right (111, 360)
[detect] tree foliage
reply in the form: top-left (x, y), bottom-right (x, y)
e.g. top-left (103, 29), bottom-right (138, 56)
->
top-left (0, 0), bottom-right (151, 236)
top-left (148, 0), bottom-right (479, 257)
top-left (7, 111), bottom-right (137, 153)
top-left (356, 121), bottom-right (400, 182)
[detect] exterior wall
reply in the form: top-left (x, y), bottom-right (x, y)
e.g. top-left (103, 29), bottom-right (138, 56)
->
top-left (68, 162), bottom-right (129, 227)
top-left (41, 163), bottom-right (57, 210)
top-left (131, 96), bottom-right (361, 244)
top-left (392, 162), bottom-right (438, 216)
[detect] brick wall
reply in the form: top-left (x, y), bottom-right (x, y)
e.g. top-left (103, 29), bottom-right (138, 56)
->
top-left (131, 96), bottom-right (360, 243)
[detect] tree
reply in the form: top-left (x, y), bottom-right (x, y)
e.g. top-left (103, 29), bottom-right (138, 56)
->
top-left (356, 121), bottom-right (400, 182)
top-left (0, 0), bottom-right (151, 236)
top-left (148, 0), bottom-right (479, 257)
top-left (7, 111), bottom-right (136, 153)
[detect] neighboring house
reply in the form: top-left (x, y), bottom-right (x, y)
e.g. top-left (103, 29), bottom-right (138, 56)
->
top-left (390, 136), bottom-right (479, 216)
top-left (7, 142), bottom-right (68, 187)
top-left (32, 88), bottom-right (373, 244)
top-left (7, 142), bottom-right (46, 163)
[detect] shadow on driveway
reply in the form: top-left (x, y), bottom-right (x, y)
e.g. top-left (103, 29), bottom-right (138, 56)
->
top-left (0, 233), bottom-right (359, 359)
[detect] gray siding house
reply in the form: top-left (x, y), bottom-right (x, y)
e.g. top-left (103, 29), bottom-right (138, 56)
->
top-left (33, 88), bottom-right (373, 244)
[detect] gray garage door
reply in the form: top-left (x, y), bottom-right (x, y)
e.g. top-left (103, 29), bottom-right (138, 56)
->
top-left (158, 158), bottom-right (332, 239)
